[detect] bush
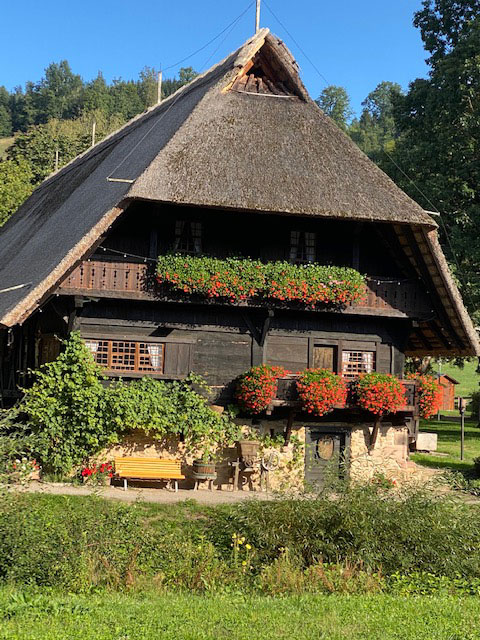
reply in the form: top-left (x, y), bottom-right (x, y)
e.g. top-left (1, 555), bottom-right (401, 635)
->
top-left (2, 489), bottom-right (480, 593)
top-left (208, 485), bottom-right (480, 578)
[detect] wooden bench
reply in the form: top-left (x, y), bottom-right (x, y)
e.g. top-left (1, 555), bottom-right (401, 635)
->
top-left (114, 457), bottom-right (185, 492)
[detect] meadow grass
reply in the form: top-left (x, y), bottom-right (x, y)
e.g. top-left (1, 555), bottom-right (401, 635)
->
top-left (1, 588), bottom-right (480, 640)
top-left (411, 418), bottom-right (480, 472)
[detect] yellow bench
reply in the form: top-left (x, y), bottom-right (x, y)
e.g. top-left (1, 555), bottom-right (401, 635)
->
top-left (114, 457), bottom-right (185, 492)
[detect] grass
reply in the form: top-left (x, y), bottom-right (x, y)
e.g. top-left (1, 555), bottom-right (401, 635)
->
top-left (1, 589), bottom-right (480, 640)
top-left (0, 136), bottom-right (14, 159)
top-left (433, 359), bottom-right (480, 398)
top-left (412, 418), bottom-right (480, 472)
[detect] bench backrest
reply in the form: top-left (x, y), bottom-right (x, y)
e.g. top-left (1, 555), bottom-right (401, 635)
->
top-left (114, 456), bottom-right (183, 478)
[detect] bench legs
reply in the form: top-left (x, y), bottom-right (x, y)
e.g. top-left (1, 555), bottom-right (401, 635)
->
top-left (123, 478), bottom-right (128, 491)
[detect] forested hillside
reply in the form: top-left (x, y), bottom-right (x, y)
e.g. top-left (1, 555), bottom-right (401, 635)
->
top-left (0, 0), bottom-right (478, 321)
top-left (0, 64), bottom-right (197, 225)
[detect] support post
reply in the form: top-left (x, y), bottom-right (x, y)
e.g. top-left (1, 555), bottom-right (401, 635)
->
top-left (123, 478), bottom-right (127, 491)
top-left (284, 408), bottom-right (295, 445)
top-left (459, 397), bottom-right (465, 461)
top-left (368, 416), bottom-right (382, 454)
top-left (91, 120), bottom-right (96, 147)
top-left (255, 0), bottom-right (260, 33)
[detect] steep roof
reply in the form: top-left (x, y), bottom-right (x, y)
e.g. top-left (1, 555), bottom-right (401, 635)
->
top-left (0, 29), bottom-right (477, 355)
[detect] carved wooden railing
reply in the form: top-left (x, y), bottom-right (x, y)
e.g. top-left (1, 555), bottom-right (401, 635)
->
top-left (57, 260), bottom-right (428, 317)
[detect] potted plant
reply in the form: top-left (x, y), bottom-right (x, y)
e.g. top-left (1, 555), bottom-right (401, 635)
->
top-left (296, 368), bottom-right (348, 416)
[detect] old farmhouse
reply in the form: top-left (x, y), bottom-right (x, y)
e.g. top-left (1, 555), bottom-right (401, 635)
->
top-left (0, 30), bottom-right (478, 485)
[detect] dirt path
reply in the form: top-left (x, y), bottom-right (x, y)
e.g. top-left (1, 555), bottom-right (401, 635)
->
top-left (16, 481), bottom-right (273, 505)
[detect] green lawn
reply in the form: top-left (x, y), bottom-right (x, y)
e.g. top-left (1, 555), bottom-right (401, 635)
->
top-left (433, 359), bottom-right (480, 398)
top-left (1, 589), bottom-right (480, 640)
top-left (412, 418), bottom-right (480, 472)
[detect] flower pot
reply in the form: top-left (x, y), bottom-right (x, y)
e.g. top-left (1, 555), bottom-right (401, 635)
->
top-left (192, 460), bottom-right (217, 479)
top-left (237, 440), bottom-right (260, 467)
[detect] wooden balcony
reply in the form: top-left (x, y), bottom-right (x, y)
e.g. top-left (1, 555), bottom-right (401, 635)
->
top-left (271, 375), bottom-right (419, 417)
top-left (57, 259), bottom-right (430, 318)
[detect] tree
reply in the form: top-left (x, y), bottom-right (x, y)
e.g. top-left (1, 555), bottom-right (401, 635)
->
top-left (0, 87), bottom-right (12, 136)
top-left (8, 110), bottom-right (125, 183)
top-left (385, 1), bottom-right (480, 320)
top-left (81, 72), bottom-right (111, 114)
top-left (0, 159), bottom-right (34, 226)
top-left (161, 67), bottom-right (198, 99)
top-left (32, 61), bottom-right (83, 123)
top-left (414, 0), bottom-right (480, 65)
top-left (315, 85), bottom-right (353, 131)
top-left (349, 82), bottom-right (402, 160)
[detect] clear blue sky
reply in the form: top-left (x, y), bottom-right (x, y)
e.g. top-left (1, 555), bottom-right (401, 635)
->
top-left (1, 0), bottom-right (429, 117)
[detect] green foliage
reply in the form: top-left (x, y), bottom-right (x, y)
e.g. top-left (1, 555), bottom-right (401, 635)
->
top-left (21, 332), bottom-right (116, 475)
top-left (157, 254), bottom-right (366, 306)
top-left (349, 81), bottom-right (402, 160)
top-left (209, 485), bottom-right (480, 578)
top-left (0, 159), bottom-right (33, 225)
top-left (2, 489), bottom-right (480, 598)
top-left (315, 85), bottom-right (353, 130)
top-left (105, 375), bottom-right (240, 458)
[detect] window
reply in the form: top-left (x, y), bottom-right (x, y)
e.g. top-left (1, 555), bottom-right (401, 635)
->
top-left (342, 350), bottom-right (375, 379)
top-left (84, 339), bottom-right (165, 374)
top-left (289, 231), bottom-right (316, 263)
top-left (173, 220), bottom-right (202, 254)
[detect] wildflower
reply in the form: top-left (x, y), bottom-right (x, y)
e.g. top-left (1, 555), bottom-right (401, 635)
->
top-left (245, 544), bottom-right (251, 550)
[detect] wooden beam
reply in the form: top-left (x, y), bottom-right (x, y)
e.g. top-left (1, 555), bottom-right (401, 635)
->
top-left (402, 227), bottom-right (465, 350)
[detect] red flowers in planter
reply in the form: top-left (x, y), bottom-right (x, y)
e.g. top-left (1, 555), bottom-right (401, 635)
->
top-left (296, 369), bottom-right (347, 417)
top-left (356, 373), bottom-right (406, 416)
top-left (406, 373), bottom-right (442, 418)
top-left (157, 255), bottom-right (366, 308)
top-left (236, 365), bottom-right (287, 414)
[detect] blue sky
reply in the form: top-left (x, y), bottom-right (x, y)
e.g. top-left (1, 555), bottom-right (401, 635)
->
top-left (1, 0), bottom-right (429, 117)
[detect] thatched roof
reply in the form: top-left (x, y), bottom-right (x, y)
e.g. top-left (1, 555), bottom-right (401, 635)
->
top-left (0, 29), bottom-right (477, 355)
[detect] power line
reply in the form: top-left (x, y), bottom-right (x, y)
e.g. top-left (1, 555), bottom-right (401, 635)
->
top-left (107, 1), bottom-right (254, 181)
top-left (262, 0), bottom-right (330, 87)
top-left (161, 2), bottom-right (255, 73)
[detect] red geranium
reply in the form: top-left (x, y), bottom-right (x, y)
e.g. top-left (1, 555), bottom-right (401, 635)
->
top-left (296, 369), bottom-right (347, 416)
top-left (406, 373), bottom-right (442, 419)
top-left (356, 373), bottom-right (406, 416)
top-left (236, 365), bottom-right (287, 414)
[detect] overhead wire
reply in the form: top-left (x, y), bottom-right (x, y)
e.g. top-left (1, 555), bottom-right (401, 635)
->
top-left (106, 0), bottom-right (255, 181)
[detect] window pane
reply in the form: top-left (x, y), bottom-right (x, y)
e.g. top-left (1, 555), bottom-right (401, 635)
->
top-left (85, 339), bottom-right (164, 374)
top-left (342, 350), bottom-right (375, 379)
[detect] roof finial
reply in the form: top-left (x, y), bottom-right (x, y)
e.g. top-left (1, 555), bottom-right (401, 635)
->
top-left (255, 0), bottom-right (261, 33)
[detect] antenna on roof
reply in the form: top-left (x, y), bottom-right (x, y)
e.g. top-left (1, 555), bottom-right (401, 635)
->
top-left (255, 0), bottom-right (261, 33)
top-left (157, 68), bottom-right (163, 104)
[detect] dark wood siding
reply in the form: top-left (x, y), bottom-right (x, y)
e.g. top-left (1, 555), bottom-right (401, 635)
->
top-left (265, 335), bottom-right (309, 370)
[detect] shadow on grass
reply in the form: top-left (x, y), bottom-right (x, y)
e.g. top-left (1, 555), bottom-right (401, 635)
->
top-left (411, 454), bottom-right (473, 473)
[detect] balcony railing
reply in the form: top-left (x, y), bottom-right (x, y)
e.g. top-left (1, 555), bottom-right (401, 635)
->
top-left (57, 259), bottom-right (429, 318)
top-left (270, 375), bottom-right (419, 416)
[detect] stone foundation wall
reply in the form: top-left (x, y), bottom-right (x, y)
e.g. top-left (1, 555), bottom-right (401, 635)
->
top-left (349, 423), bottom-right (410, 482)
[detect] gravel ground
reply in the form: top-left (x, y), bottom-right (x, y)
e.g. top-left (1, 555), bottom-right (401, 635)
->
top-left (16, 481), bottom-right (273, 505)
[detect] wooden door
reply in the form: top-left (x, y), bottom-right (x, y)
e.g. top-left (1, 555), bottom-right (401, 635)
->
top-left (305, 427), bottom-right (348, 488)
